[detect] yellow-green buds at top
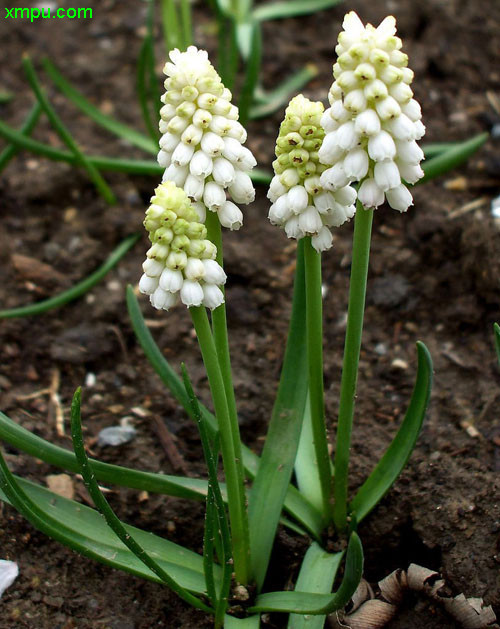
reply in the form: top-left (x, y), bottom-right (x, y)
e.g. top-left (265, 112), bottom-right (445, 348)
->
top-left (139, 182), bottom-right (226, 310)
top-left (319, 12), bottom-right (425, 212)
top-left (158, 46), bottom-right (257, 230)
top-left (268, 95), bottom-right (356, 252)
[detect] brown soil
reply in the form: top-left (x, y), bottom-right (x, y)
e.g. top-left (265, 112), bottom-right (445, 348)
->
top-left (1, 0), bottom-right (500, 627)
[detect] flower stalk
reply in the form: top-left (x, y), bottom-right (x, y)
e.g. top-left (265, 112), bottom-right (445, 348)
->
top-left (303, 237), bottom-right (333, 522)
top-left (333, 200), bottom-right (374, 532)
top-left (190, 305), bottom-right (250, 585)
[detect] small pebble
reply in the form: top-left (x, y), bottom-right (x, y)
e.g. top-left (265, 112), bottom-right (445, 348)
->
top-left (97, 425), bottom-right (136, 447)
top-left (0, 560), bottom-right (19, 598)
top-left (374, 342), bottom-right (388, 356)
top-left (391, 358), bottom-right (408, 370)
top-left (491, 194), bottom-right (500, 218)
top-left (85, 372), bottom-right (97, 388)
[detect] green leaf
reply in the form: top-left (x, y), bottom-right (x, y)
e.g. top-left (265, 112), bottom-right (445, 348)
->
top-left (0, 234), bottom-right (140, 319)
top-left (41, 58), bottom-right (157, 155)
top-left (253, 0), bottom-right (343, 22)
top-left (0, 409), bottom-right (209, 500)
top-left (179, 0), bottom-right (193, 49)
top-left (0, 407), bottom-right (320, 540)
top-left (22, 55), bottom-right (116, 205)
top-left (249, 532), bottom-right (363, 614)
top-left (224, 614), bottom-right (261, 629)
top-left (288, 543), bottom-right (343, 628)
top-left (419, 132), bottom-right (488, 184)
top-left (350, 342), bottom-right (432, 523)
top-left (0, 119), bottom-right (162, 173)
top-left (224, 615), bottom-right (261, 628)
top-left (494, 323), bottom-right (500, 368)
top-left (0, 452), bottom-right (217, 594)
top-left (249, 239), bottom-right (314, 590)
top-left (69, 388), bottom-right (211, 612)
top-left (0, 119), bottom-right (273, 184)
top-left (126, 286), bottom-right (322, 538)
top-left (237, 20), bottom-right (261, 126)
top-left (0, 102), bottom-right (42, 173)
top-left (294, 391), bottom-right (325, 515)
top-left (250, 65), bottom-right (318, 120)
top-left (182, 366), bottom-right (232, 621)
top-left (137, 36), bottom-right (160, 142)
top-left (161, 0), bottom-right (181, 52)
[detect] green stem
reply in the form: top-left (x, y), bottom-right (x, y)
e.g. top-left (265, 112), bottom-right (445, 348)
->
top-left (161, 0), bottom-right (180, 53)
top-left (190, 306), bottom-right (250, 585)
top-left (303, 237), bottom-right (333, 523)
top-left (333, 202), bottom-right (374, 533)
top-left (205, 212), bottom-right (241, 462)
top-left (180, 0), bottom-right (192, 49)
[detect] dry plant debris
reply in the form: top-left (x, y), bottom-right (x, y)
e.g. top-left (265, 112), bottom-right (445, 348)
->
top-left (328, 564), bottom-right (498, 629)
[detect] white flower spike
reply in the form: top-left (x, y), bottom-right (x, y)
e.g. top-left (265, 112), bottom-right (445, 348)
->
top-left (139, 182), bottom-right (226, 311)
top-left (159, 46), bottom-right (256, 228)
top-left (319, 12), bottom-right (425, 212)
top-left (267, 94), bottom-right (356, 252)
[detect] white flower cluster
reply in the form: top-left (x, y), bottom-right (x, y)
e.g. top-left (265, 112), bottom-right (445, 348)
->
top-left (158, 46), bottom-right (256, 230)
top-left (268, 95), bottom-right (356, 252)
top-left (139, 182), bottom-right (226, 310)
top-left (319, 12), bottom-right (425, 212)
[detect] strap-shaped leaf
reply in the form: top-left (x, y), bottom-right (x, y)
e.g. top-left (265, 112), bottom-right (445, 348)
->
top-left (0, 452), bottom-right (216, 594)
top-left (238, 20), bottom-right (261, 125)
top-left (22, 55), bottom-right (116, 204)
top-left (419, 133), bottom-right (488, 184)
top-left (69, 388), bottom-right (211, 613)
top-left (249, 532), bottom-right (363, 614)
top-left (295, 392), bottom-right (325, 514)
top-left (0, 408), bottom-right (320, 537)
top-left (249, 240), bottom-right (313, 590)
top-left (127, 286), bottom-right (323, 538)
top-left (137, 37), bottom-right (159, 143)
top-left (0, 119), bottom-right (272, 183)
top-left (494, 323), bottom-right (500, 367)
top-left (0, 409), bottom-right (209, 500)
top-left (250, 66), bottom-right (317, 120)
top-left (350, 342), bottom-right (432, 523)
top-left (42, 58), bottom-right (157, 155)
top-left (0, 102), bottom-right (42, 172)
top-left (0, 234), bottom-right (140, 319)
top-left (253, 0), bottom-right (343, 21)
top-left (182, 366), bottom-right (232, 622)
top-left (288, 543), bottom-right (343, 628)
top-left (224, 615), bottom-right (261, 628)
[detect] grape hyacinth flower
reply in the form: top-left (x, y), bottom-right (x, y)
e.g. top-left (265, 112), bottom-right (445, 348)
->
top-left (268, 94), bottom-right (356, 252)
top-left (158, 46), bottom-right (257, 230)
top-left (319, 12), bottom-right (425, 212)
top-left (139, 181), bottom-right (226, 310)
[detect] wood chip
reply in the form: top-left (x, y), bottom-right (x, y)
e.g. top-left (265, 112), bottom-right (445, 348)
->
top-left (448, 197), bottom-right (489, 220)
top-left (152, 416), bottom-right (188, 474)
top-left (329, 563), bottom-right (498, 629)
top-left (45, 474), bottom-right (74, 500)
top-left (11, 254), bottom-right (66, 285)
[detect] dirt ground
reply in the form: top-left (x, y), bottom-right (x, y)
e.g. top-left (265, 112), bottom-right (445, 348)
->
top-left (1, 0), bottom-right (500, 627)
